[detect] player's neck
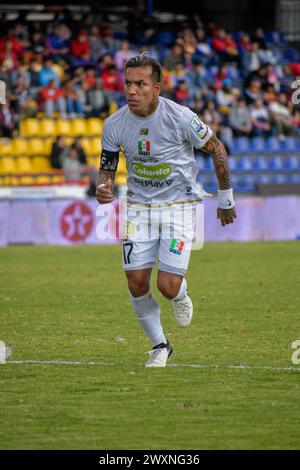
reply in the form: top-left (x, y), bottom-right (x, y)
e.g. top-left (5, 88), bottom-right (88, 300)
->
top-left (133, 97), bottom-right (159, 118)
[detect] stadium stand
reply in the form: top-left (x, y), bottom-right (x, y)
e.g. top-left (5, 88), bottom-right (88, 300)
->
top-left (0, 8), bottom-right (299, 194)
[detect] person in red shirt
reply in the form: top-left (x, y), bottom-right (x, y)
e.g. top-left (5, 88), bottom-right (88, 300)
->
top-left (70, 30), bottom-right (90, 61)
top-left (212, 28), bottom-right (238, 64)
top-left (40, 79), bottom-right (67, 117)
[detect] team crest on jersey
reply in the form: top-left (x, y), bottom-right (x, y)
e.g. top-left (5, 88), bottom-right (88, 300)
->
top-left (190, 117), bottom-right (208, 139)
top-left (170, 239), bottom-right (185, 255)
top-left (138, 140), bottom-right (151, 156)
top-left (140, 128), bottom-right (149, 135)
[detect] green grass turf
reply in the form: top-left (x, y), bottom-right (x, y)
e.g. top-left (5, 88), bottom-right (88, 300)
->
top-left (0, 242), bottom-right (300, 450)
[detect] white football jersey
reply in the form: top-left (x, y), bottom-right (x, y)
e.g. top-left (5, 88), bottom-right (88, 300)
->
top-left (101, 96), bottom-right (213, 204)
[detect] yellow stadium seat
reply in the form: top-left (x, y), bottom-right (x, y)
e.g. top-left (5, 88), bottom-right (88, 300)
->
top-left (117, 156), bottom-right (127, 174)
top-left (40, 119), bottom-right (57, 137)
top-left (0, 139), bottom-right (14, 156)
top-left (89, 137), bottom-right (101, 155)
top-left (72, 118), bottom-right (87, 136)
top-left (0, 157), bottom-right (16, 173)
top-left (86, 118), bottom-right (103, 136)
top-left (20, 175), bottom-right (35, 185)
top-left (81, 138), bottom-right (92, 155)
top-left (87, 156), bottom-right (100, 168)
top-left (12, 138), bottom-right (29, 156)
top-left (28, 138), bottom-right (46, 156)
top-left (109, 101), bottom-right (118, 115)
top-left (35, 175), bottom-right (52, 185)
top-left (32, 156), bottom-right (51, 172)
top-left (115, 173), bottom-right (127, 186)
top-left (44, 138), bottom-right (54, 155)
top-left (56, 119), bottom-right (72, 136)
top-left (20, 118), bottom-right (40, 137)
top-left (16, 157), bottom-right (33, 174)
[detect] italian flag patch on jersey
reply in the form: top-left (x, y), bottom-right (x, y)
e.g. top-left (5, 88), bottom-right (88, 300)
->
top-left (138, 140), bottom-right (151, 156)
top-left (170, 239), bottom-right (185, 255)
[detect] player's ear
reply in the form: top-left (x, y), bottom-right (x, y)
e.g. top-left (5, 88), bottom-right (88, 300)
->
top-left (154, 82), bottom-right (161, 96)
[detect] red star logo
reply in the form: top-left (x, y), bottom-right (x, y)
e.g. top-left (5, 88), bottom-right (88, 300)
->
top-left (60, 202), bottom-right (94, 242)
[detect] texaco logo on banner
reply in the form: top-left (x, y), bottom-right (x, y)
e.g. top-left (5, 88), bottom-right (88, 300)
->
top-left (60, 202), bottom-right (94, 242)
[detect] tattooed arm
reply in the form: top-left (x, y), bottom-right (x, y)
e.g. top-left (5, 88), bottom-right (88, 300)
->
top-left (201, 134), bottom-right (231, 190)
top-left (202, 134), bottom-right (237, 226)
top-left (95, 149), bottom-right (119, 204)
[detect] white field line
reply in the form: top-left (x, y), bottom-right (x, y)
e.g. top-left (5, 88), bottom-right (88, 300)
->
top-left (5, 359), bottom-right (300, 372)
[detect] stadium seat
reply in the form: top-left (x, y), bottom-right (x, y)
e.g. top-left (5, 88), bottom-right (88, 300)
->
top-left (289, 174), bottom-right (300, 184)
top-left (40, 119), bottom-right (57, 137)
top-left (228, 156), bottom-right (238, 172)
top-left (272, 174), bottom-right (287, 184)
top-left (251, 137), bottom-right (266, 153)
top-left (232, 137), bottom-right (250, 154)
top-left (89, 137), bottom-right (101, 155)
top-left (0, 157), bottom-right (16, 173)
top-left (109, 101), bottom-right (118, 115)
top-left (280, 137), bottom-right (297, 152)
top-left (56, 119), bottom-right (72, 137)
top-left (266, 136), bottom-right (281, 153)
top-left (71, 118), bottom-right (87, 136)
top-left (235, 156), bottom-right (254, 172)
top-left (253, 156), bottom-right (269, 172)
top-left (269, 155), bottom-right (285, 172)
top-left (20, 118), bottom-right (40, 138)
top-left (86, 118), bottom-right (103, 136)
top-left (203, 157), bottom-right (214, 172)
top-left (256, 174), bottom-right (271, 184)
top-left (0, 139), bottom-right (14, 156)
top-left (284, 155), bottom-right (300, 172)
top-left (12, 138), bottom-right (29, 156)
top-left (16, 156), bottom-right (33, 173)
top-left (81, 138), bottom-right (92, 155)
top-left (28, 138), bottom-right (47, 156)
top-left (196, 156), bottom-right (205, 172)
top-left (32, 156), bottom-right (51, 172)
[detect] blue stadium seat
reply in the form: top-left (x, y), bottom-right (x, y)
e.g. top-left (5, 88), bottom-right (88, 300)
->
top-left (256, 174), bottom-right (271, 185)
top-left (269, 155), bottom-right (285, 172)
top-left (203, 157), bottom-right (214, 173)
top-left (235, 156), bottom-right (254, 173)
top-left (253, 156), bottom-right (269, 172)
top-left (288, 174), bottom-right (300, 184)
top-left (272, 174), bottom-right (287, 184)
top-left (251, 137), bottom-right (266, 153)
top-left (238, 174), bottom-right (256, 191)
top-left (284, 155), bottom-right (300, 172)
top-left (280, 137), bottom-right (297, 152)
top-left (266, 136), bottom-right (281, 153)
top-left (197, 157), bottom-right (205, 172)
top-left (232, 137), bottom-right (250, 154)
top-left (228, 156), bottom-right (238, 172)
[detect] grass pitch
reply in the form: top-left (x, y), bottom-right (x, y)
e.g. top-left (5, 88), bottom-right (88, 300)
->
top-left (0, 241), bottom-right (300, 450)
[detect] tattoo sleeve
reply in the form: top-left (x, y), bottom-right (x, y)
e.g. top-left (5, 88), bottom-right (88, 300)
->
top-left (96, 169), bottom-right (116, 186)
top-left (201, 134), bottom-right (231, 190)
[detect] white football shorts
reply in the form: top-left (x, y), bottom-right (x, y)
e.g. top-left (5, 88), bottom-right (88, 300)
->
top-left (121, 202), bottom-right (198, 276)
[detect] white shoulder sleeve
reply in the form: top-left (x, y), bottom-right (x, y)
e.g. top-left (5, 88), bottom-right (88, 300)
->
top-left (101, 117), bottom-right (120, 152)
top-left (180, 107), bottom-right (213, 149)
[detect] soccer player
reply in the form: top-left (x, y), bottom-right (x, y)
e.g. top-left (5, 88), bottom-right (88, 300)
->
top-left (96, 53), bottom-right (237, 367)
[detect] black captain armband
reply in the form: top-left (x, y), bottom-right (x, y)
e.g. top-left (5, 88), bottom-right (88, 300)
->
top-left (100, 149), bottom-right (119, 171)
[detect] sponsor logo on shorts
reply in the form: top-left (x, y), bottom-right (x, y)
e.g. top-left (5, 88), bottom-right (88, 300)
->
top-left (133, 177), bottom-right (174, 188)
top-left (132, 163), bottom-right (171, 179)
top-left (138, 140), bottom-right (151, 155)
top-left (170, 238), bottom-right (185, 255)
top-left (185, 186), bottom-right (192, 195)
top-left (190, 116), bottom-right (208, 139)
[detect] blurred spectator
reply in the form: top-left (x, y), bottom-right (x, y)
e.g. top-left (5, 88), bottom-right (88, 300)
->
top-left (244, 78), bottom-right (263, 104)
top-left (269, 93), bottom-right (298, 137)
top-left (50, 135), bottom-right (68, 169)
top-left (163, 44), bottom-right (183, 71)
top-left (64, 79), bottom-right (84, 117)
top-left (216, 78), bottom-right (236, 113)
top-left (39, 59), bottom-right (59, 87)
top-left (46, 24), bottom-right (71, 61)
top-left (70, 137), bottom-right (87, 165)
top-left (0, 100), bottom-right (17, 138)
top-left (174, 80), bottom-right (190, 106)
top-left (40, 79), bottom-right (66, 118)
top-left (89, 26), bottom-right (105, 62)
top-left (115, 40), bottom-right (136, 70)
top-left (211, 29), bottom-right (238, 64)
top-left (229, 97), bottom-right (252, 136)
top-left (62, 146), bottom-right (84, 180)
top-left (186, 61), bottom-right (208, 99)
top-left (70, 30), bottom-right (90, 61)
top-left (86, 78), bottom-right (111, 117)
top-left (250, 99), bottom-right (272, 136)
top-left (195, 28), bottom-right (215, 66)
top-left (31, 31), bottom-right (46, 55)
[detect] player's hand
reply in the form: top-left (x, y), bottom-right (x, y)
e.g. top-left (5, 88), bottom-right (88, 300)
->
top-left (217, 207), bottom-right (237, 227)
top-left (96, 177), bottom-right (115, 204)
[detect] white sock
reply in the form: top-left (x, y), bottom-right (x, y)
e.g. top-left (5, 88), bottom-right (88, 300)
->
top-left (130, 290), bottom-right (167, 347)
top-left (172, 278), bottom-right (187, 301)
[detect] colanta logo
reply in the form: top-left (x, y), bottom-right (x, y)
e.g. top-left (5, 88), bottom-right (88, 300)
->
top-left (132, 163), bottom-right (171, 179)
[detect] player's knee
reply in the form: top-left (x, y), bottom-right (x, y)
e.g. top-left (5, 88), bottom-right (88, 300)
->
top-left (157, 276), bottom-right (182, 300)
top-left (126, 273), bottom-right (150, 297)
